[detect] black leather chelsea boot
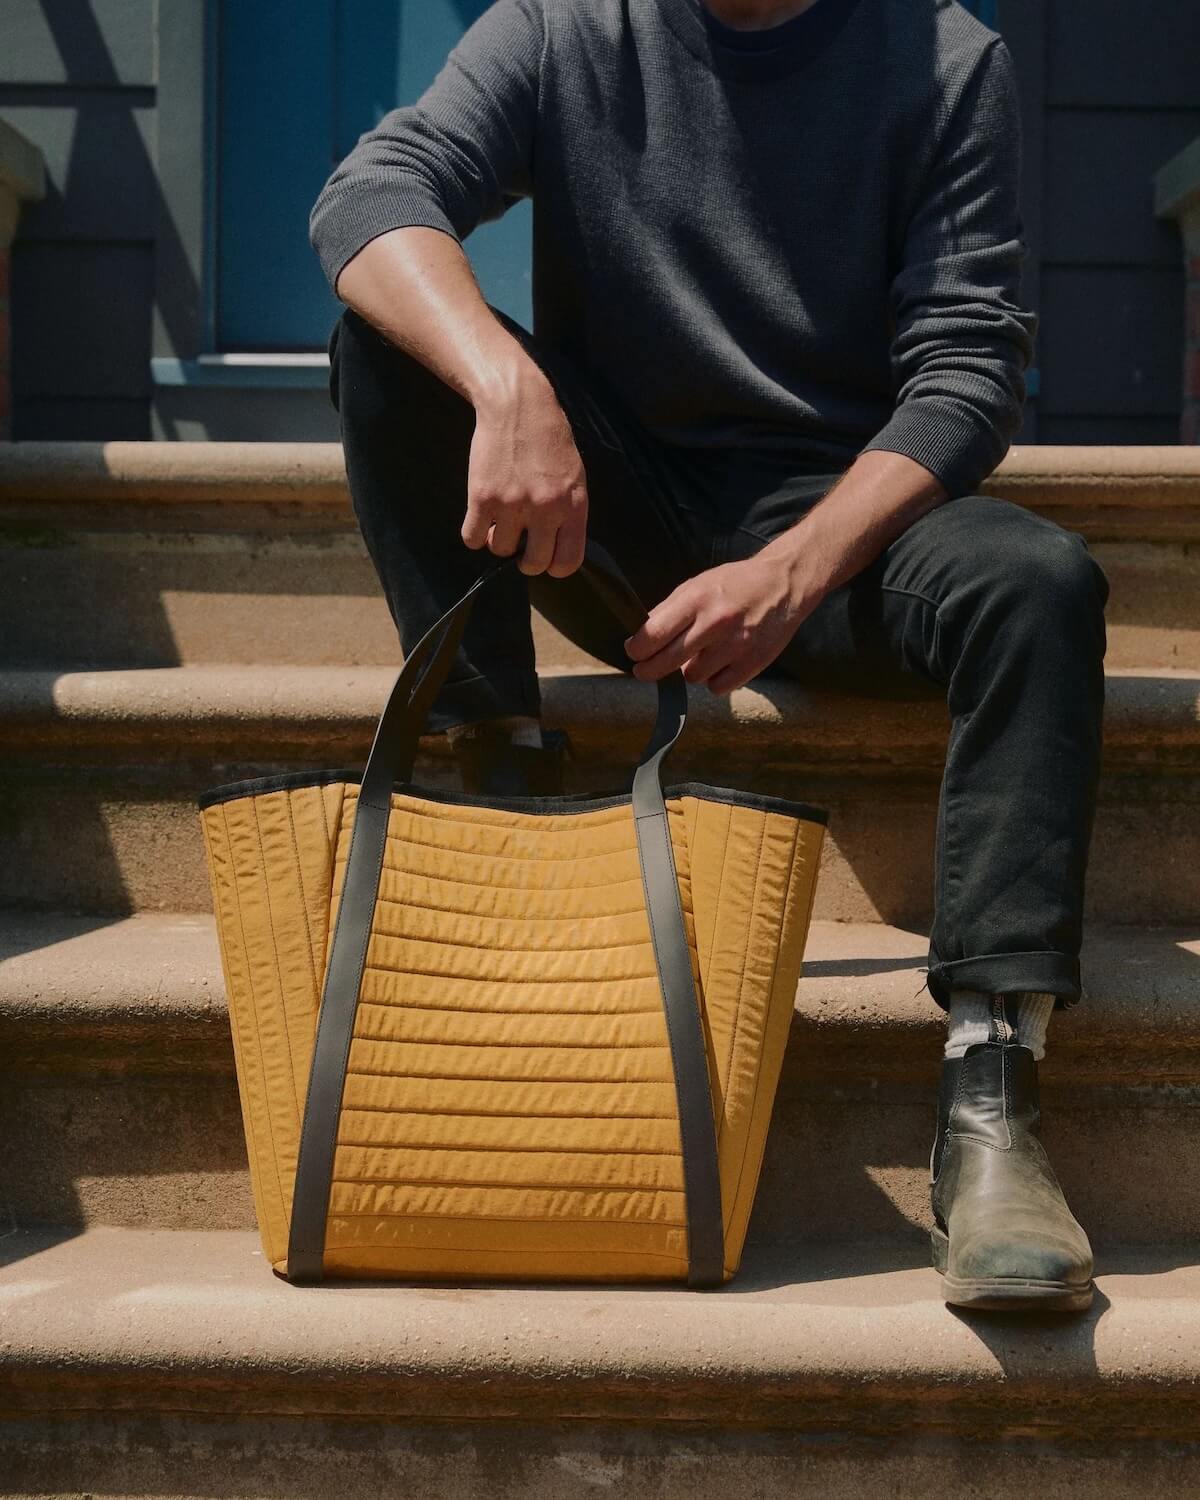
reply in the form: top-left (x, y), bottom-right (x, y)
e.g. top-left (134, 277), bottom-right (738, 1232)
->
top-left (453, 724), bottom-right (571, 797)
top-left (931, 996), bottom-right (1094, 1312)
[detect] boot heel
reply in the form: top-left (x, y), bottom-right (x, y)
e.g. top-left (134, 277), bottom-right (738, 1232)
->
top-left (930, 1224), bottom-right (949, 1273)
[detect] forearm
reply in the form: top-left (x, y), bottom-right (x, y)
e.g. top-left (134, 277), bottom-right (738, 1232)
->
top-left (334, 225), bottom-right (546, 413)
top-left (761, 450), bottom-right (949, 607)
top-left (337, 224), bottom-right (588, 579)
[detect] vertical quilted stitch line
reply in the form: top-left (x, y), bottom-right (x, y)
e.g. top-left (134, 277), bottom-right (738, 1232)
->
top-left (671, 798), bottom-right (725, 1130)
top-left (720, 810), bottom-right (767, 1148)
top-left (251, 798), bottom-right (304, 1123)
top-left (285, 792), bottom-right (323, 1022)
top-left (702, 802), bottom-right (733, 984)
top-left (221, 799), bottom-right (288, 1225)
top-left (667, 799), bottom-right (700, 984)
top-left (202, 810), bottom-right (270, 1226)
top-left (320, 784), bottom-right (348, 987)
top-left (727, 814), bottom-right (801, 1231)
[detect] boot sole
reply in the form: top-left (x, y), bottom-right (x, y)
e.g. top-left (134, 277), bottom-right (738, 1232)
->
top-left (931, 1227), bottom-right (1094, 1313)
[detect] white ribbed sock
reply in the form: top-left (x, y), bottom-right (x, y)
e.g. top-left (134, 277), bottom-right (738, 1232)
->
top-left (945, 990), bottom-right (1057, 1061)
top-left (446, 714), bottom-right (543, 750)
top-left (944, 991), bottom-right (993, 1059)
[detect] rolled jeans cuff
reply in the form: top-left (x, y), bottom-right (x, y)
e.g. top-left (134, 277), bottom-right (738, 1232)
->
top-left (925, 950), bottom-right (1082, 1013)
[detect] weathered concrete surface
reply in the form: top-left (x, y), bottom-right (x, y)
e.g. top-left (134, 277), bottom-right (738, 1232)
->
top-left (2, 443), bottom-right (1200, 674)
top-left (0, 440), bottom-right (351, 505)
top-left (5, 913), bottom-right (1199, 1086)
top-left (0, 666), bottom-right (1196, 922)
top-left (2, 664), bottom-right (1197, 765)
top-left (1, 767), bottom-right (1197, 927)
top-left (4, 1416), bottom-right (1200, 1500)
top-left (4, 441), bottom-right (1200, 525)
top-left (4, 1229), bottom-right (1200, 1437)
top-left (3, 917), bottom-right (1200, 1244)
top-left (0, 531), bottom-right (1196, 672)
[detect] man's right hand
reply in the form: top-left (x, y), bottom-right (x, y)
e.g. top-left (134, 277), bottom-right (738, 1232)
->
top-left (463, 364), bottom-right (589, 579)
top-left (335, 227), bottom-right (588, 577)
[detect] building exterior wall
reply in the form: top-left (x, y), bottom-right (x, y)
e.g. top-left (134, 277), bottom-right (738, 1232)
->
top-left (3, 0), bottom-right (156, 438)
top-left (1007, 0), bottom-right (1200, 444)
top-left (2, 0), bottom-right (1198, 443)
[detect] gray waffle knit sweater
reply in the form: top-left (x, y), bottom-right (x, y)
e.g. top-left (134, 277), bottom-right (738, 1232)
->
top-left (310, 0), bottom-right (1037, 498)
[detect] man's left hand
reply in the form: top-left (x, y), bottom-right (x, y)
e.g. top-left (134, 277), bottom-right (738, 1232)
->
top-left (623, 552), bottom-right (819, 696)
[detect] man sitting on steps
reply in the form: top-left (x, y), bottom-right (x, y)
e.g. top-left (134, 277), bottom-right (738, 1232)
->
top-left (309, 0), bottom-right (1109, 1312)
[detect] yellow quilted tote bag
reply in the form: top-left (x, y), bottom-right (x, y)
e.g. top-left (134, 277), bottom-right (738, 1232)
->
top-left (199, 545), bottom-right (826, 1287)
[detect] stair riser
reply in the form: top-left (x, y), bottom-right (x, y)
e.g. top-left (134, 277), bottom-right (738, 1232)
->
top-left (2, 1417), bottom-right (1198, 1500)
top-left (2, 768), bottom-right (1196, 924)
top-left (4, 1070), bottom-right (1197, 1247)
top-left (0, 533), bottom-right (1194, 671)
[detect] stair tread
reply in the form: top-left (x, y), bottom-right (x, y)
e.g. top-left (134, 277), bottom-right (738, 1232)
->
top-left (3, 1226), bottom-right (1200, 1430)
top-left (4, 440), bottom-right (1199, 522)
top-left (1, 663), bottom-right (1197, 762)
top-left (3, 913), bottom-right (1197, 1080)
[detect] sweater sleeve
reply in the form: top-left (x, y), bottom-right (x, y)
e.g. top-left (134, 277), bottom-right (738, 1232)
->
top-left (309, 0), bottom-right (544, 297)
top-left (860, 38), bottom-right (1038, 498)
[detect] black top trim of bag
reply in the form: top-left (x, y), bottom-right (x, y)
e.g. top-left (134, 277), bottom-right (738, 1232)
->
top-left (197, 766), bottom-right (829, 827)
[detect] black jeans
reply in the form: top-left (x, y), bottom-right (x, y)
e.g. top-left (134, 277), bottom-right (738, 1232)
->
top-left (328, 306), bottom-right (1109, 1011)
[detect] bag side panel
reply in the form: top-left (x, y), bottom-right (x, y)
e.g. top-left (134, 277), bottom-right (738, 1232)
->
top-left (200, 781), bottom-right (347, 1266)
top-left (681, 797), bottom-right (825, 1277)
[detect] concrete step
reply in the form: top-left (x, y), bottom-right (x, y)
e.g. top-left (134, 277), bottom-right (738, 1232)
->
top-left (2, 441), bottom-right (1200, 671)
top-left (3, 912), bottom-right (1198, 1247)
top-left (0, 664), bottom-right (1196, 923)
top-left (3, 1227), bottom-right (1200, 1497)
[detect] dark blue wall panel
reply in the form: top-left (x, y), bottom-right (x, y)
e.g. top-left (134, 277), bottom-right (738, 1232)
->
top-left (215, 0), bottom-right (532, 351)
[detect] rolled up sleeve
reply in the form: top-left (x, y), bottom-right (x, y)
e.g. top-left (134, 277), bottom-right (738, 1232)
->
top-left (309, 0), bottom-right (544, 297)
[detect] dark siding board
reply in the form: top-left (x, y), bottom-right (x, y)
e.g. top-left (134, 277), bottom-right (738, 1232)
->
top-left (0, 100), bottom-right (156, 243)
top-left (1044, 109), bottom-right (1200, 267)
top-left (1047, 1), bottom-right (1200, 109)
top-left (1039, 415), bottom-right (1182, 445)
top-left (13, 397), bottom-right (150, 441)
top-left (1037, 266), bottom-right (1184, 417)
top-left (10, 243), bottom-right (153, 399)
top-left (3, 0), bottom-right (155, 87)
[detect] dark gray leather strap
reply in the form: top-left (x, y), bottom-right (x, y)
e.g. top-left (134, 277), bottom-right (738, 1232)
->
top-left (287, 542), bottom-right (724, 1287)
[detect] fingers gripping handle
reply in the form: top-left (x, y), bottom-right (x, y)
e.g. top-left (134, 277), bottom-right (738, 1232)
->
top-left (363, 541), bottom-right (687, 796)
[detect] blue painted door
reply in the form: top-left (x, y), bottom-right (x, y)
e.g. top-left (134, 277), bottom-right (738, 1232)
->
top-left (215, 0), bottom-right (533, 351)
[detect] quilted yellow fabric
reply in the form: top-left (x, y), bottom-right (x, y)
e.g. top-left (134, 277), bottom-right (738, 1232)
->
top-left (201, 778), bottom-right (823, 1283)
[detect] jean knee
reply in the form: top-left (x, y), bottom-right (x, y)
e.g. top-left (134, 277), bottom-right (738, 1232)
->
top-left (978, 515), bottom-right (1106, 628)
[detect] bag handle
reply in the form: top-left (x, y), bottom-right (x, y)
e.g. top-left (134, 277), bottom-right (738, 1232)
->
top-left (287, 541), bottom-right (725, 1288)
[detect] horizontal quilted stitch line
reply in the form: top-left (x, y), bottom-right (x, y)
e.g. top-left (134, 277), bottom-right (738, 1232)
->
top-left (325, 1200), bottom-right (684, 1224)
top-left (378, 830), bottom-right (638, 865)
top-left (350, 1031), bottom-right (668, 1050)
top-left (367, 865), bottom-right (648, 899)
top-left (363, 928), bottom-right (652, 955)
top-left (340, 1104), bottom-right (676, 1120)
top-left (324, 1241), bottom-right (687, 1259)
top-left (369, 869), bottom-right (647, 897)
top-left (358, 964), bottom-right (659, 986)
top-left (333, 1139), bottom-right (683, 1157)
top-left (331, 1175), bottom-right (686, 1192)
top-left (369, 893), bottom-right (652, 923)
top-left (345, 1067), bottom-right (670, 1084)
top-left (327, 1199), bottom-right (685, 1227)
top-left (328, 1206), bottom-right (684, 1218)
top-left (382, 798), bottom-right (637, 830)
top-left (356, 998), bottom-right (665, 1019)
